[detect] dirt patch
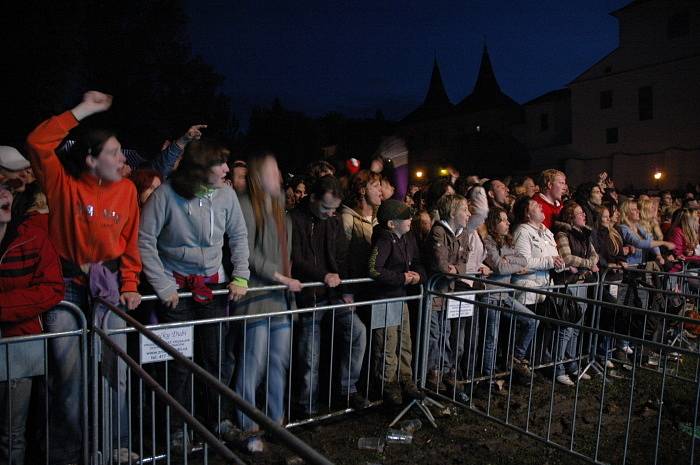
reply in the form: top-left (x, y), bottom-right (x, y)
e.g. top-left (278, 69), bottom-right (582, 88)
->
top-left (236, 365), bottom-right (698, 465)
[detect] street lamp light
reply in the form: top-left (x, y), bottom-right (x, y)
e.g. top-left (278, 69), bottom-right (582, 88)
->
top-left (439, 168), bottom-right (449, 176)
top-left (653, 171), bottom-right (662, 180)
top-left (415, 170), bottom-right (424, 179)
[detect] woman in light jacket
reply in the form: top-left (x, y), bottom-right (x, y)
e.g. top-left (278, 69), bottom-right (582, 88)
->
top-left (511, 196), bottom-right (567, 383)
top-left (511, 196), bottom-right (565, 305)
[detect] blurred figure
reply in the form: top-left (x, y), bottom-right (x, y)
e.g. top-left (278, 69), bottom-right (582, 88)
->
top-left (229, 152), bottom-right (299, 452)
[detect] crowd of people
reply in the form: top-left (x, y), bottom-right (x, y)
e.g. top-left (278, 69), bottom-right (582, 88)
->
top-left (1, 90), bottom-right (699, 463)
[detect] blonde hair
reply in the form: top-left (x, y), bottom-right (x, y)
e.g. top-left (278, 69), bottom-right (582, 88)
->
top-left (437, 194), bottom-right (467, 222)
top-left (639, 198), bottom-right (662, 240)
top-left (537, 169), bottom-right (565, 192)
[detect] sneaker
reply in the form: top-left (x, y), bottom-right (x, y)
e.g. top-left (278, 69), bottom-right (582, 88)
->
top-left (570, 370), bottom-right (591, 381)
top-left (455, 390), bottom-right (470, 404)
top-left (244, 436), bottom-right (264, 453)
top-left (622, 346), bottom-right (634, 355)
top-left (402, 380), bottom-right (424, 400)
top-left (112, 448), bottom-right (139, 464)
top-left (383, 383), bottom-right (403, 406)
top-left (601, 359), bottom-right (615, 369)
top-left (646, 352), bottom-right (660, 367)
top-left (556, 374), bottom-right (575, 386)
top-left (170, 430), bottom-right (190, 456)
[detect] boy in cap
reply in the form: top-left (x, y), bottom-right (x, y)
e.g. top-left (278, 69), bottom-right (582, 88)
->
top-left (368, 199), bottom-right (426, 405)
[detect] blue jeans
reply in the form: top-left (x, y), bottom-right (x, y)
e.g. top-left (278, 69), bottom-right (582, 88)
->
top-left (428, 306), bottom-right (452, 374)
top-left (297, 304), bottom-right (366, 414)
top-left (0, 378), bottom-right (32, 465)
top-left (44, 280), bottom-right (88, 465)
top-left (482, 295), bottom-right (539, 376)
top-left (234, 316), bottom-right (291, 432)
top-left (450, 310), bottom-right (479, 380)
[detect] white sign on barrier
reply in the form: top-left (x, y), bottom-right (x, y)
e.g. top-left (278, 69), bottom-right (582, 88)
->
top-left (609, 284), bottom-right (618, 298)
top-left (370, 302), bottom-right (404, 329)
top-left (447, 299), bottom-right (474, 319)
top-left (139, 326), bottom-right (193, 364)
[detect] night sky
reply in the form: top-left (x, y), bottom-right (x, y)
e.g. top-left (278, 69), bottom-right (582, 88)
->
top-left (184, 0), bottom-right (630, 127)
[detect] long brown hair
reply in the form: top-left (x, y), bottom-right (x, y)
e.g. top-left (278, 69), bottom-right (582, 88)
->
top-left (594, 204), bottom-right (623, 255)
top-left (170, 140), bottom-right (229, 199)
top-left (246, 151), bottom-right (286, 247)
top-left (485, 207), bottom-right (512, 249)
top-left (559, 200), bottom-right (581, 226)
top-left (346, 169), bottom-right (381, 212)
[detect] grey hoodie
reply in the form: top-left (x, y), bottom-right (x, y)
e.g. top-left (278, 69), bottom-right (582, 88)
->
top-left (139, 182), bottom-right (250, 300)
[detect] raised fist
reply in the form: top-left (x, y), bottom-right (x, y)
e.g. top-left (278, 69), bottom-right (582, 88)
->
top-left (71, 91), bottom-right (113, 121)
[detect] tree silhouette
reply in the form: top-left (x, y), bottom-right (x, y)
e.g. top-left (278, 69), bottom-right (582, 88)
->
top-left (2, 0), bottom-right (236, 155)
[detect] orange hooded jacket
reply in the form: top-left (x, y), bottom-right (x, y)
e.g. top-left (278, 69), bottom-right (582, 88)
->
top-left (26, 111), bottom-right (141, 293)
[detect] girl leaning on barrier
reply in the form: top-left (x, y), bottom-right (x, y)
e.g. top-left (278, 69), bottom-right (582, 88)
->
top-left (615, 199), bottom-right (676, 360)
top-left (552, 201), bottom-right (600, 386)
top-left (224, 151), bottom-right (301, 453)
top-left (138, 136), bottom-right (250, 454)
top-left (482, 207), bottom-right (538, 387)
top-left (591, 204), bottom-right (633, 367)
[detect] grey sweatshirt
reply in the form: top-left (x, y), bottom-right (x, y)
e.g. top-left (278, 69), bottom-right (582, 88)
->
top-left (139, 182), bottom-right (250, 300)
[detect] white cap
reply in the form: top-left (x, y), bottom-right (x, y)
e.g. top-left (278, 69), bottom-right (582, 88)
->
top-left (0, 146), bottom-right (30, 171)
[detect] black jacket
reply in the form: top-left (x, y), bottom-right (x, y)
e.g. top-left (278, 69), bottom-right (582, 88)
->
top-left (290, 198), bottom-right (349, 307)
top-left (368, 226), bottom-right (426, 298)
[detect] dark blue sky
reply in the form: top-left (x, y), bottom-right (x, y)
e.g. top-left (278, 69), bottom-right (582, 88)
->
top-left (184, 0), bottom-right (630, 126)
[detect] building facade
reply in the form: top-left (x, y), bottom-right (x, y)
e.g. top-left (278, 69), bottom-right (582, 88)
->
top-left (400, 0), bottom-right (700, 190)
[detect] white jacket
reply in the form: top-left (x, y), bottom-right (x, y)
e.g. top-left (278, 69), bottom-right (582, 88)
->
top-left (512, 223), bottom-right (558, 304)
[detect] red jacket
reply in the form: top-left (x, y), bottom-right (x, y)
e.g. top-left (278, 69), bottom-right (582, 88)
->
top-left (667, 226), bottom-right (700, 272)
top-left (533, 193), bottom-right (562, 230)
top-left (27, 111), bottom-right (141, 292)
top-left (0, 214), bottom-right (64, 337)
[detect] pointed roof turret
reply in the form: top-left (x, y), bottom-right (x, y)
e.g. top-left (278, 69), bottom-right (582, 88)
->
top-left (402, 58), bottom-right (454, 123)
top-left (423, 58), bottom-right (451, 109)
top-left (457, 45), bottom-right (518, 113)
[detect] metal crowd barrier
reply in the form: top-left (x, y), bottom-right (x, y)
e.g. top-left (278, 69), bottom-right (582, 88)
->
top-left (1, 301), bottom-right (88, 465)
top-left (92, 277), bottom-right (421, 464)
top-left (419, 270), bottom-right (700, 465)
top-left (6, 268), bottom-right (699, 465)
top-left (93, 297), bottom-right (334, 465)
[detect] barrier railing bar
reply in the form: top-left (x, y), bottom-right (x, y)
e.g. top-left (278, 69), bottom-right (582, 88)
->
top-left (96, 297), bottom-right (335, 465)
top-left (92, 325), bottom-right (245, 465)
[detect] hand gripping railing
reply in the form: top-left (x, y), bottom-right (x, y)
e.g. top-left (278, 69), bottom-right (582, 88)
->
top-left (94, 296), bottom-right (335, 465)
